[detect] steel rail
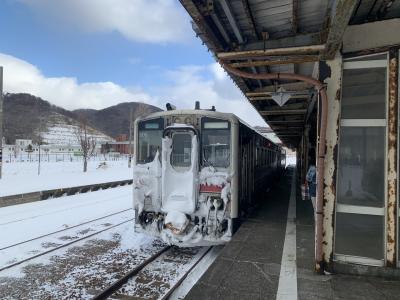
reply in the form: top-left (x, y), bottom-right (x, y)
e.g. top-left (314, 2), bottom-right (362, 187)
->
top-left (0, 218), bottom-right (133, 272)
top-left (92, 246), bottom-right (172, 300)
top-left (0, 208), bottom-right (132, 251)
top-left (161, 246), bottom-right (213, 300)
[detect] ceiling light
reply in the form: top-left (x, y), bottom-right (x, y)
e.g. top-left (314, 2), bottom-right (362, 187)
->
top-left (271, 87), bottom-right (291, 107)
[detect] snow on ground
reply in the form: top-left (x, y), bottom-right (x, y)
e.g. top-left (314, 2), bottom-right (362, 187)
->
top-left (0, 160), bottom-right (132, 197)
top-left (0, 222), bottom-right (163, 299)
top-left (117, 247), bottom-right (209, 299)
top-left (0, 185), bottom-right (165, 299)
top-left (0, 185), bottom-right (132, 247)
top-left (0, 210), bottom-right (133, 270)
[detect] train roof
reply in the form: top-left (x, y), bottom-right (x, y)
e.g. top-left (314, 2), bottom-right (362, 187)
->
top-left (138, 109), bottom-right (281, 148)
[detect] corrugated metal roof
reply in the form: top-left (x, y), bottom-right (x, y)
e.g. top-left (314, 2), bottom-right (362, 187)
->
top-left (180, 0), bottom-right (400, 147)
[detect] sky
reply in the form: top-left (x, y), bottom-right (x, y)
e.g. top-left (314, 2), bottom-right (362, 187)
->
top-left (0, 0), bottom-right (265, 126)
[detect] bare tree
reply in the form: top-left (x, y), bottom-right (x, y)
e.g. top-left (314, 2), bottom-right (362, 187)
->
top-left (75, 118), bottom-right (97, 172)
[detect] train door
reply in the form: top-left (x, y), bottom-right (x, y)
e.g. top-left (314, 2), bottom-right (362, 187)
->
top-left (161, 127), bottom-right (198, 214)
top-left (334, 53), bottom-right (388, 266)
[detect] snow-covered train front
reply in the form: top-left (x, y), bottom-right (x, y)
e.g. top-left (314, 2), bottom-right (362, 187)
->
top-left (133, 108), bottom-right (285, 246)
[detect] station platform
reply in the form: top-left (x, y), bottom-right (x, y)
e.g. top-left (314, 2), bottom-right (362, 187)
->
top-left (185, 168), bottom-right (400, 299)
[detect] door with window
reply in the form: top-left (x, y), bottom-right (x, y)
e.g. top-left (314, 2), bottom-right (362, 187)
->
top-left (335, 53), bottom-right (388, 266)
top-left (161, 129), bottom-right (198, 214)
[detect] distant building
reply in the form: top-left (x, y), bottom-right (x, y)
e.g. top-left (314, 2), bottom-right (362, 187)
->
top-left (15, 139), bottom-right (33, 150)
top-left (101, 134), bottom-right (130, 154)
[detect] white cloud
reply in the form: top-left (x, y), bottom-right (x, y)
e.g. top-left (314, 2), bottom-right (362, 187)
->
top-left (0, 53), bottom-right (266, 126)
top-left (19, 0), bottom-right (192, 43)
top-left (153, 63), bottom-right (266, 125)
top-left (0, 53), bottom-right (152, 110)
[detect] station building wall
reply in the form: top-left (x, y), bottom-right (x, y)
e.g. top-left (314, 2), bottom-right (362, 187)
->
top-left (301, 19), bottom-right (400, 274)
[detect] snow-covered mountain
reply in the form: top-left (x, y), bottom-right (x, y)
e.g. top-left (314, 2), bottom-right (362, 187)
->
top-left (3, 93), bottom-right (161, 145)
top-left (40, 111), bottom-right (114, 146)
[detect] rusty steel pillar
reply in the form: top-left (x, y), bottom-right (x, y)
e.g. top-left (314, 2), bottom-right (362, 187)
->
top-left (320, 55), bottom-right (342, 272)
top-left (387, 49), bottom-right (398, 267)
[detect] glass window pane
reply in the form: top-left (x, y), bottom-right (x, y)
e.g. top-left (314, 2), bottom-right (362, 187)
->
top-left (202, 129), bottom-right (230, 168)
top-left (335, 213), bottom-right (384, 260)
top-left (337, 127), bottom-right (385, 207)
top-left (341, 67), bottom-right (386, 119)
top-left (171, 133), bottom-right (192, 168)
top-left (138, 130), bottom-right (162, 163)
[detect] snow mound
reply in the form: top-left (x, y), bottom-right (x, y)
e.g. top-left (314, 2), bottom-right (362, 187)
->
top-left (199, 166), bottom-right (229, 187)
top-left (164, 210), bottom-right (189, 233)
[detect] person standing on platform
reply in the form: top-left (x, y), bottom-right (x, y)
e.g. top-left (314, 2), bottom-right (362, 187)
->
top-left (306, 153), bottom-right (317, 213)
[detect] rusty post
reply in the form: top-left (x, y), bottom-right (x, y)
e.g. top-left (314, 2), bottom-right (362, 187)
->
top-left (387, 49), bottom-right (398, 267)
top-left (320, 56), bottom-right (342, 272)
top-left (220, 61), bottom-right (328, 272)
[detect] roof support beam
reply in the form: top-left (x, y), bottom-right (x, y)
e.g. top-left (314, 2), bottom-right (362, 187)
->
top-left (179, 0), bottom-right (223, 51)
top-left (241, 0), bottom-right (259, 39)
top-left (218, 0), bottom-right (244, 44)
top-left (266, 120), bottom-right (305, 124)
top-left (261, 103), bottom-right (307, 110)
top-left (217, 0), bottom-right (263, 87)
top-left (247, 90), bottom-right (310, 97)
top-left (210, 13), bottom-right (231, 44)
top-left (242, 32), bottom-right (322, 51)
top-left (252, 82), bottom-right (313, 93)
top-left (292, 0), bottom-right (298, 34)
top-left (218, 44), bottom-right (325, 60)
top-left (227, 55), bottom-right (320, 68)
top-left (271, 126), bottom-right (304, 130)
top-left (324, 0), bottom-right (358, 59)
top-left (260, 109), bottom-right (307, 116)
top-left (249, 95), bottom-right (309, 101)
top-left (276, 134), bottom-right (303, 137)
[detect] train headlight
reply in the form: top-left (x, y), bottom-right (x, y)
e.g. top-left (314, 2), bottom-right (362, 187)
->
top-left (185, 117), bottom-right (192, 125)
top-left (174, 117), bottom-right (182, 123)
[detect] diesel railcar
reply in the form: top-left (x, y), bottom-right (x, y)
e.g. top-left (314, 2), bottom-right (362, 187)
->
top-left (133, 106), bottom-right (285, 246)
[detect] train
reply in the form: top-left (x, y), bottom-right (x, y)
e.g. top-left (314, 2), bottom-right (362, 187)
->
top-left (132, 104), bottom-right (285, 246)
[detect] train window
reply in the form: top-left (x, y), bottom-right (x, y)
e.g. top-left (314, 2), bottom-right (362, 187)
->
top-left (137, 118), bottom-right (164, 164)
top-left (203, 122), bottom-right (229, 129)
top-left (171, 133), bottom-right (192, 168)
top-left (201, 118), bottom-right (231, 168)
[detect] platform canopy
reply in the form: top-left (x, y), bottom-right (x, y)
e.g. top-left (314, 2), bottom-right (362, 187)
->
top-left (179, 0), bottom-right (400, 147)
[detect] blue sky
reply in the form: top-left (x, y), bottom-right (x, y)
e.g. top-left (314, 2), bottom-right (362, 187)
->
top-left (0, 0), bottom-right (265, 126)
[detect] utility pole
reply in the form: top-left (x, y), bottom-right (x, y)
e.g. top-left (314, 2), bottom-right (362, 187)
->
top-left (128, 107), bottom-right (132, 168)
top-left (0, 67), bottom-right (3, 179)
top-left (38, 114), bottom-right (42, 176)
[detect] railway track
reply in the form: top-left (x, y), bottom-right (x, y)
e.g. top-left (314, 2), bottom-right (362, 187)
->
top-left (0, 191), bottom-right (131, 226)
top-left (0, 214), bottom-right (133, 271)
top-left (93, 246), bottom-right (212, 300)
top-left (0, 208), bottom-right (132, 251)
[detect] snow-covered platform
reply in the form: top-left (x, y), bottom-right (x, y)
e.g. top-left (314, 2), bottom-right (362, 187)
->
top-left (185, 168), bottom-right (400, 300)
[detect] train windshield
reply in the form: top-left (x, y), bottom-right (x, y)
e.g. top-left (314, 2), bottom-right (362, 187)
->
top-left (201, 119), bottom-right (230, 168)
top-left (137, 118), bottom-right (164, 164)
top-left (171, 133), bottom-right (192, 168)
